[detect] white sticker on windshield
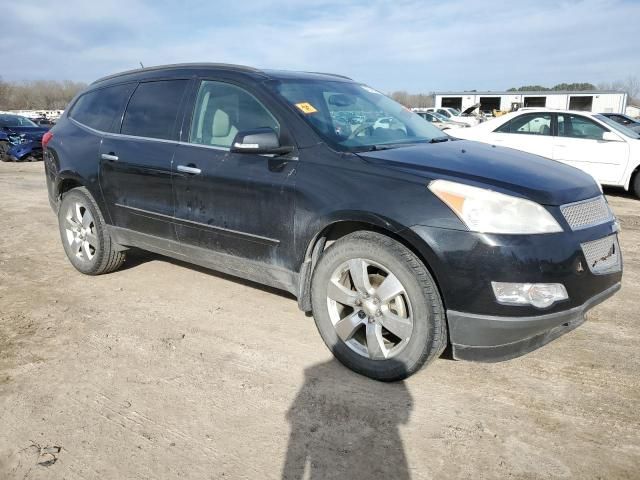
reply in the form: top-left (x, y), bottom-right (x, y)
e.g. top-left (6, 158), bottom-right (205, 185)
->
top-left (361, 85), bottom-right (381, 94)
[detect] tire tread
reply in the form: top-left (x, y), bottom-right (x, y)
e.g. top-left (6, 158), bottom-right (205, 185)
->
top-left (311, 230), bottom-right (447, 381)
top-left (59, 187), bottom-right (125, 275)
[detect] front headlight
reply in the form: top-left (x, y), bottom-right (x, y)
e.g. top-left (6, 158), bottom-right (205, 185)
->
top-left (429, 179), bottom-right (562, 234)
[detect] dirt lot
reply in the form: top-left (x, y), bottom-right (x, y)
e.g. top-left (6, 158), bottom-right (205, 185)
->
top-left (0, 162), bottom-right (638, 479)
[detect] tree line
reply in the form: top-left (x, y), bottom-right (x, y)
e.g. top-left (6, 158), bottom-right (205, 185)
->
top-left (0, 78), bottom-right (87, 111)
top-left (1, 75), bottom-right (638, 111)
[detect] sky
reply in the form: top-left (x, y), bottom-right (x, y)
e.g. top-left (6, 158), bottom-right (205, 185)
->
top-left (2, 0), bottom-right (639, 93)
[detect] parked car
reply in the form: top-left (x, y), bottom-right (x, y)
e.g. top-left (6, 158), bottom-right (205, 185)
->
top-left (0, 114), bottom-right (49, 161)
top-left (416, 111), bottom-right (468, 130)
top-left (44, 64), bottom-right (622, 381)
top-left (599, 113), bottom-right (640, 133)
top-left (425, 106), bottom-right (481, 126)
top-left (451, 109), bottom-right (640, 197)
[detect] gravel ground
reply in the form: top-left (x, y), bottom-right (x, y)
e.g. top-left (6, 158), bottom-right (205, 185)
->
top-left (0, 162), bottom-right (638, 479)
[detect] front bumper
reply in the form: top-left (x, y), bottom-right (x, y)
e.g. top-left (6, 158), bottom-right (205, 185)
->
top-left (7, 141), bottom-right (41, 161)
top-left (448, 282), bottom-right (620, 361)
top-left (407, 222), bottom-right (622, 361)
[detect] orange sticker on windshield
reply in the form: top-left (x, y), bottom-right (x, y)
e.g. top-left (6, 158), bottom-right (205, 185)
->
top-left (295, 102), bottom-right (318, 114)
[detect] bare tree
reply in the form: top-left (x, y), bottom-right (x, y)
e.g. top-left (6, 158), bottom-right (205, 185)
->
top-left (598, 75), bottom-right (640, 104)
top-left (390, 91), bottom-right (434, 108)
top-left (0, 79), bottom-right (86, 110)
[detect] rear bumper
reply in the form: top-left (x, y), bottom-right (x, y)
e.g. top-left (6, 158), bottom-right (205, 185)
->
top-left (448, 282), bottom-right (621, 361)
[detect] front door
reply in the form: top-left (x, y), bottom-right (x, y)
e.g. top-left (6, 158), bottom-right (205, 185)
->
top-left (552, 113), bottom-right (629, 185)
top-left (99, 79), bottom-right (189, 243)
top-left (172, 80), bottom-right (297, 273)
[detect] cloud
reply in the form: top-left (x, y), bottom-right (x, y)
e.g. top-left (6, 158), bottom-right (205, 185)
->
top-left (2, 0), bottom-right (638, 92)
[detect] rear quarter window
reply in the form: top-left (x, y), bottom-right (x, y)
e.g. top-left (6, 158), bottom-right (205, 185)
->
top-left (69, 83), bottom-right (135, 132)
top-left (121, 80), bottom-right (189, 140)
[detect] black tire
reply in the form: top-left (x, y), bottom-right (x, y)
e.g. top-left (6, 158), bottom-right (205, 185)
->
top-left (311, 231), bottom-right (447, 381)
top-left (0, 141), bottom-right (9, 162)
top-left (632, 171), bottom-right (640, 199)
top-left (58, 187), bottom-right (125, 275)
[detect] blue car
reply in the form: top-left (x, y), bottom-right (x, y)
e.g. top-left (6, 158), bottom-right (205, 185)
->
top-left (0, 114), bottom-right (50, 162)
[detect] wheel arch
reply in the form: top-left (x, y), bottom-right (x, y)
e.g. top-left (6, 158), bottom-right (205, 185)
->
top-left (57, 174), bottom-right (86, 201)
top-left (628, 162), bottom-right (640, 194)
top-left (53, 172), bottom-right (111, 223)
top-left (297, 218), bottom-right (448, 320)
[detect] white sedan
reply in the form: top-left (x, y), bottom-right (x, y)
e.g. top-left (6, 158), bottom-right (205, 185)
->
top-left (451, 109), bottom-right (640, 197)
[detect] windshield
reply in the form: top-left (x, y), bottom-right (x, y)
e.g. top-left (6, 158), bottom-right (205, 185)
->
top-left (595, 114), bottom-right (640, 139)
top-left (0, 114), bottom-right (37, 127)
top-left (269, 79), bottom-right (445, 151)
top-left (448, 108), bottom-right (461, 116)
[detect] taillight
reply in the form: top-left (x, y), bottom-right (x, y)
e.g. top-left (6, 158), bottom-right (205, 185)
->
top-left (42, 131), bottom-right (53, 149)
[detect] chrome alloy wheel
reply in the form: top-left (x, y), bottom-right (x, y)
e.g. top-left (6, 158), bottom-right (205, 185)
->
top-left (64, 202), bottom-right (98, 262)
top-left (326, 258), bottom-right (414, 360)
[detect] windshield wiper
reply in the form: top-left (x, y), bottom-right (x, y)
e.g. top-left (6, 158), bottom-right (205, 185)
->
top-left (429, 136), bottom-right (450, 143)
top-left (354, 144), bottom-right (398, 152)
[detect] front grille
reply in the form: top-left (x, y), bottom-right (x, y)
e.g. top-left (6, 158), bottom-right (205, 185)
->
top-left (581, 235), bottom-right (621, 274)
top-left (561, 196), bottom-right (613, 230)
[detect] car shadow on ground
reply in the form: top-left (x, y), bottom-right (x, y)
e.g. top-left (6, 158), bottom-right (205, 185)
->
top-left (282, 357), bottom-right (413, 480)
top-left (118, 248), bottom-right (296, 301)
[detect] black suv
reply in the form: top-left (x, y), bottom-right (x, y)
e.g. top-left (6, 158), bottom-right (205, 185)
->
top-left (44, 64), bottom-right (622, 381)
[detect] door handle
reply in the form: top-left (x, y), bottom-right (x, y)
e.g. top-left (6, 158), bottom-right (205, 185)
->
top-left (177, 165), bottom-right (201, 175)
top-left (101, 153), bottom-right (119, 161)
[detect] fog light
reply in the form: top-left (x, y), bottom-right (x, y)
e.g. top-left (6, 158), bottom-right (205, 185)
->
top-left (491, 282), bottom-right (568, 309)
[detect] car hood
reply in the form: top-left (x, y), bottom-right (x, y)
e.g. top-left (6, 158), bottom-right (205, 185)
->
top-left (461, 104), bottom-right (479, 115)
top-left (356, 140), bottom-right (602, 205)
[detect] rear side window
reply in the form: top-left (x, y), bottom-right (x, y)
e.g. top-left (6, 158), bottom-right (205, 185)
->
top-left (121, 80), bottom-right (188, 140)
top-left (495, 113), bottom-right (552, 135)
top-left (69, 83), bottom-right (135, 132)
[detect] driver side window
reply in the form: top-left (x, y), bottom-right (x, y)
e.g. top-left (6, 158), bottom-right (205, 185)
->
top-left (189, 81), bottom-right (279, 148)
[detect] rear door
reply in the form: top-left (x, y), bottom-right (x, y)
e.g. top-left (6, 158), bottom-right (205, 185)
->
top-left (99, 79), bottom-right (189, 242)
top-left (552, 113), bottom-right (629, 185)
top-left (489, 112), bottom-right (554, 158)
top-left (62, 82), bottom-right (136, 207)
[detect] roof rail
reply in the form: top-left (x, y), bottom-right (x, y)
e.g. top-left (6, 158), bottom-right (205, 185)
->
top-left (303, 71), bottom-right (353, 80)
top-left (92, 63), bottom-right (264, 84)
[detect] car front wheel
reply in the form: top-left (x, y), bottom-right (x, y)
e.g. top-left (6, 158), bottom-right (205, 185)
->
top-left (311, 231), bottom-right (447, 381)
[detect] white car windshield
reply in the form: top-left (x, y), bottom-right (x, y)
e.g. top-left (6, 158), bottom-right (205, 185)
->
top-left (269, 79), bottom-right (446, 151)
top-left (595, 114), bottom-right (640, 139)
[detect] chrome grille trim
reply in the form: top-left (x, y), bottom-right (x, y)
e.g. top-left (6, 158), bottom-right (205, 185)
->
top-left (581, 235), bottom-right (621, 275)
top-left (560, 196), bottom-right (614, 231)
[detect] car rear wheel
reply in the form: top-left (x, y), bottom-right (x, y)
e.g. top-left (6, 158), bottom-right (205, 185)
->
top-left (58, 187), bottom-right (126, 275)
top-left (311, 231), bottom-right (447, 381)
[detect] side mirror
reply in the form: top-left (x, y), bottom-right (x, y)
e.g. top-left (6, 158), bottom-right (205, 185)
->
top-left (230, 128), bottom-right (293, 155)
top-left (602, 131), bottom-right (622, 142)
